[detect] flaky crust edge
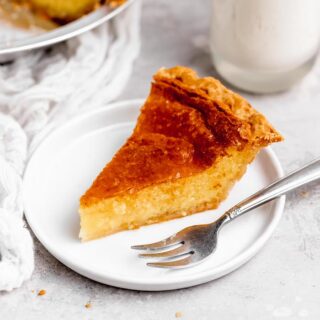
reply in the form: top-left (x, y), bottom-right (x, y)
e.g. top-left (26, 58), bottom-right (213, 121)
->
top-left (154, 66), bottom-right (284, 147)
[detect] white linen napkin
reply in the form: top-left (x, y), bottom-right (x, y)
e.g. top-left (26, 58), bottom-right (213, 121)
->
top-left (0, 0), bottom-right (141, 291)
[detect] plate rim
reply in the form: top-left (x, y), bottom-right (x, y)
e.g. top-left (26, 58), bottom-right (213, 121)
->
top-left (23, 99), bottom-right (286, 291)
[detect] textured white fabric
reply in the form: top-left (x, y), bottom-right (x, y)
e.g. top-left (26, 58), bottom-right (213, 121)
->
top-left (0, 114), bottom-right (32, 291)
top-left (0, 0), bottom-right (141, 291)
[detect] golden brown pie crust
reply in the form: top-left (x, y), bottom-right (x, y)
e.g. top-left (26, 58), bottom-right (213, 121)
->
top-left (80, 66), bottom-right (283, 207)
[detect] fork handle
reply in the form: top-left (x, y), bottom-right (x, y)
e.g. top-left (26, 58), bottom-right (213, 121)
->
top-left (225, 157), bottom-right (320, 221)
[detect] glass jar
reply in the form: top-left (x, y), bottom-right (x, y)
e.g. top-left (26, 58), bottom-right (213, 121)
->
top-left (210, 0), bottom-right (320, 93)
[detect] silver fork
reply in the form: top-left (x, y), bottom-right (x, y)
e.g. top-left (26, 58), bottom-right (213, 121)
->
top-left (131, 158), bottom-right (320, 269)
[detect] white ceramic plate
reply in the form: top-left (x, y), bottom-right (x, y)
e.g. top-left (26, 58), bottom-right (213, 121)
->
top-left (23, 99), bottom-right (285, 291)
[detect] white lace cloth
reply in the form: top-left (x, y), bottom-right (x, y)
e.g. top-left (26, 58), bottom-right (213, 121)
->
top-left (0, 0), bottom-right (140, 291)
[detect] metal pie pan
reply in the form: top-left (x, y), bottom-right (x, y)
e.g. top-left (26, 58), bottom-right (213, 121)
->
top-left (0, 0), bottom-right (135, 62)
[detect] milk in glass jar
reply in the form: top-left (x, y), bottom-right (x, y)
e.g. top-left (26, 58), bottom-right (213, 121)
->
top-left (210, 0), bottom-right (320, 93)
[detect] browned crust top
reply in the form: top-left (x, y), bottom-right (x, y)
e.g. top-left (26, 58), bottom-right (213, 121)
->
top-left (80, 66), bottom-right (283, 206)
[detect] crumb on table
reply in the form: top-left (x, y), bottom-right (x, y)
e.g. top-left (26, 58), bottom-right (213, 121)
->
top-left (85, 302), bottom-right (92, 309)
top-left (38, 289), bottom-right (46, 296)
top-left (175, 311), bottom-right (182, 318)
top-left (300, 191), bottom-right (309, 198)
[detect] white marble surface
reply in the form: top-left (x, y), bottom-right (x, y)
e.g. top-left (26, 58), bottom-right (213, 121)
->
top-left (2, 0), bottom-right (320, 319)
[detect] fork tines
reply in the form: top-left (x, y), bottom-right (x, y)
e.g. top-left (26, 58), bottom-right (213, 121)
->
top-left (131, 235), bottom-right (195, 268)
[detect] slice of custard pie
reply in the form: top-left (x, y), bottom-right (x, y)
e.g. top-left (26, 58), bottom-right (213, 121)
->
top-left (79, 66), bottom-right (283, 241)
